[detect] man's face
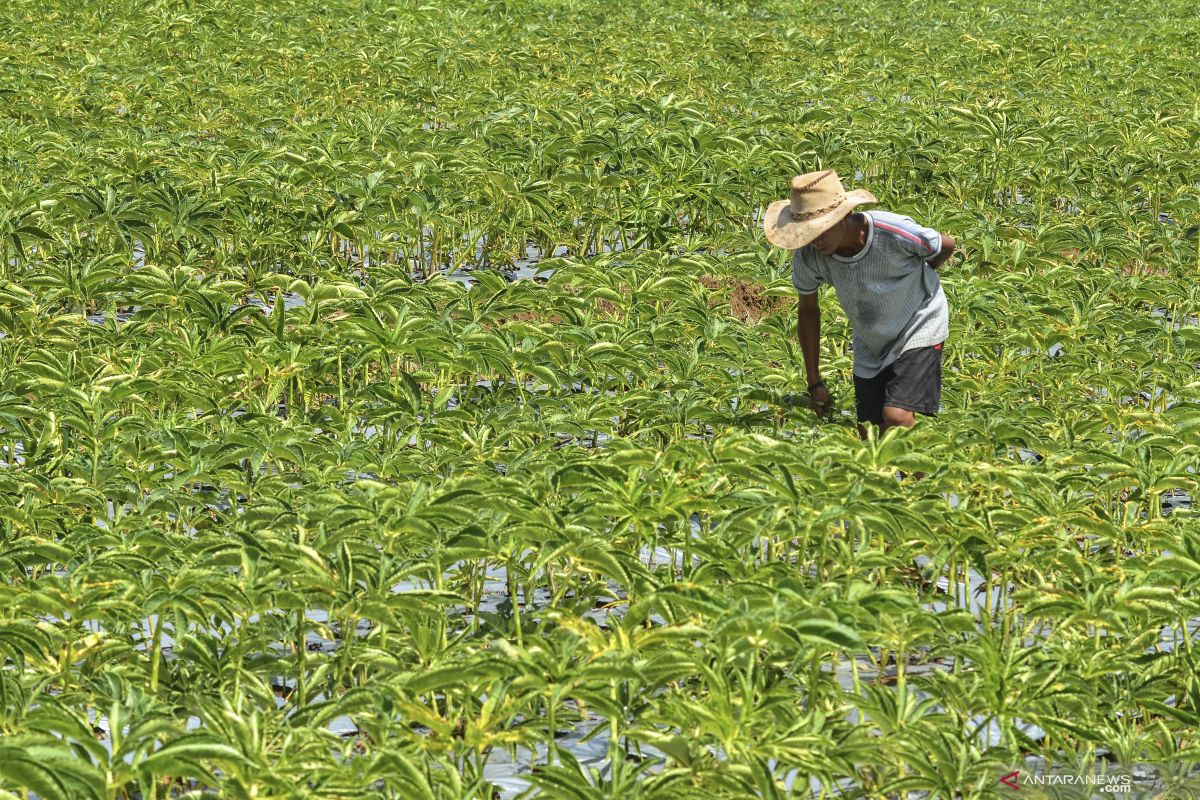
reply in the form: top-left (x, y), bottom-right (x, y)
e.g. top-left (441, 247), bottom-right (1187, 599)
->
top-left (811, 215), bottom-right (848, 256)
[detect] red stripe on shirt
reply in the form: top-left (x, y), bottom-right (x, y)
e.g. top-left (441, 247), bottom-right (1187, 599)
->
top-left (875, 221), bottom-right (936, 252)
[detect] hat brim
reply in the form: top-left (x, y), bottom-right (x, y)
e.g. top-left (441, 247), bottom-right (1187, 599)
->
top-left (762, 188), bottom-right (878, 249)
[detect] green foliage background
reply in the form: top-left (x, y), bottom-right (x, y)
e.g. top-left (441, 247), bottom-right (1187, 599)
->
top-left (1, 0), bottom-right (1199, 797)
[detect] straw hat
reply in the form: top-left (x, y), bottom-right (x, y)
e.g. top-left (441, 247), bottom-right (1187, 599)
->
top-left (763, 170), bottom-right (877, 249)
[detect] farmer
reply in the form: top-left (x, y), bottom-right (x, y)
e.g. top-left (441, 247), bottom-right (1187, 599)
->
top-left (763, 170), bottom-right (956, 436)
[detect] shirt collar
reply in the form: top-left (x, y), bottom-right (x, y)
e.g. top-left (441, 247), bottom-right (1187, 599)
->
top-left (831, 212), bottom-right (873, 263)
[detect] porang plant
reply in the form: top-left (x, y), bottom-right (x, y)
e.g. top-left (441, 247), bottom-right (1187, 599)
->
top-left (1, 0), bottom-right (1200, 797)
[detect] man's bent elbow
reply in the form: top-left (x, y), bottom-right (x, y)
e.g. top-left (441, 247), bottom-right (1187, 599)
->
top-left (929, 234), bottom-right (956, 268)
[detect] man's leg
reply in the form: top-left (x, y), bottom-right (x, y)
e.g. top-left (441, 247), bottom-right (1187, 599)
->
top-left (854, 369), bottom-right (889, 439)
top-left (879, 347), bottom-right (942, 480)
top-left (880, 405), bottom-right (916, 434)
top-left (881, 343), bottom-right (944, 434)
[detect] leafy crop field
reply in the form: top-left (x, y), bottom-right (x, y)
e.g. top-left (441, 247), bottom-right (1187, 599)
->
top-left (2, 0), bottom-right (1199, 797)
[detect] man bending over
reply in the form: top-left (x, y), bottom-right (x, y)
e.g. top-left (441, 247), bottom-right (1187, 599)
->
top-left (763, 170), bottom-right (956, 435)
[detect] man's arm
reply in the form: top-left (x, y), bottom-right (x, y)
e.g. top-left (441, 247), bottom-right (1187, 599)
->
top-left (925, 233), bottom-right (957, 269)
top-left (797, 292), bottom-right (829, 415)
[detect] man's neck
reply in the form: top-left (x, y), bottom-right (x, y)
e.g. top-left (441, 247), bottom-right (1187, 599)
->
top-left (834, 213), bottom-right (869, 258)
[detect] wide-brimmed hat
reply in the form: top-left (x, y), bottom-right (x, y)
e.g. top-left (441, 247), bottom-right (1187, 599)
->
top-left (763, 170), bottom-right (877, 249)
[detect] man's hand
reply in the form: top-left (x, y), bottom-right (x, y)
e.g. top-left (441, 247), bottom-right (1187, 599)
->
top-left (809, 381), bottom-right (831, 416)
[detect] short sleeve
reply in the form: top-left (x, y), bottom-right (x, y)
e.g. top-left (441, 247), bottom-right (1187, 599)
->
top-left (791, 248), bottom-right (823, 294)
top-left (873, 214), bottom-right (942, 260)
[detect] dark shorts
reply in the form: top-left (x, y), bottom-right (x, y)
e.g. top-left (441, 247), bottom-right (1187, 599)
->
top-left (854, 343), bottom-right (943, 425)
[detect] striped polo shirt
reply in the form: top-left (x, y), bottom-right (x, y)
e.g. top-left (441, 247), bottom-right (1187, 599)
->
top-left (792, 210), bottom-right (948, 378)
